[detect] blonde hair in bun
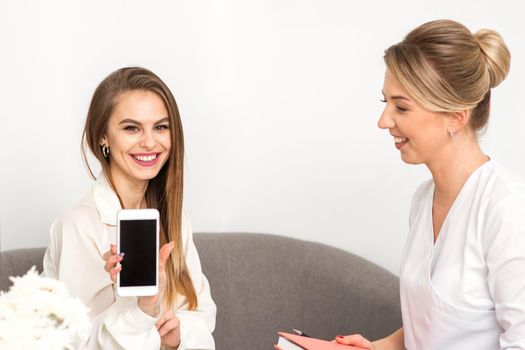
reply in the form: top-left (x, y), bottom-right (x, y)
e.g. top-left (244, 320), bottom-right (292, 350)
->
top-left (384, 19), bottom-right (511, 131)
top-left (474, 29), bottom-right (511, 89)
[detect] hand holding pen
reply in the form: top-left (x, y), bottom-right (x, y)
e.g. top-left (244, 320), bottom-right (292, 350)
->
top-left (273, 329), bottom-right (312, 350)
top-left (292, 329), bottom-right (312, 337)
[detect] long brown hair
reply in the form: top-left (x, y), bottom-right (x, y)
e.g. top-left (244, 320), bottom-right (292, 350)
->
top-left (81, 67), bottom-right (197, 310)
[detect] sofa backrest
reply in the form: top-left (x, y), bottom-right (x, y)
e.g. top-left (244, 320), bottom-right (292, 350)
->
top-left (0, 247), bottom-right (44, 290)
top-left (0, 233), bottom-right (401, 350)
top-left (195, 233), bottom-right (401, 349)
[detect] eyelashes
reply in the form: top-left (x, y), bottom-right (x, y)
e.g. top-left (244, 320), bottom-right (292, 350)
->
top-left (122, 124), bottom-right (170, 132)
top-left (123, 125), bottom-right (139, 132)
top-left (155, 124), bottom-right (169, 131)
top-left (380, 98), bottom-right (409, 113)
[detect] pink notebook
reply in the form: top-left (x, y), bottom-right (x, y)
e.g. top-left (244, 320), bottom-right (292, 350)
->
top-left (277, 332), bottom-right (365, 350)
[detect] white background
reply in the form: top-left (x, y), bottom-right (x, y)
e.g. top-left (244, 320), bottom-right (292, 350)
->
top-left (1, 0), bottom-right (524, 275)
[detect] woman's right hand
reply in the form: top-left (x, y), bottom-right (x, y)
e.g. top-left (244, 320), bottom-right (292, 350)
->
top-left (103, 241), bottom-right (175, 317)
top-left (103, 244), bottom-right (123, 282)
top-left (335, 334), bottom-right (375, 349)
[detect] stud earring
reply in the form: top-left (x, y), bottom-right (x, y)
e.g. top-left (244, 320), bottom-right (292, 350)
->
top-left (102, 145), bottom-right (110, 158)
top-left (448, 129), bottom-right (455, 139)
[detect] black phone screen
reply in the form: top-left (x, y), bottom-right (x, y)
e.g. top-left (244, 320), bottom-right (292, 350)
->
top-left (119, 219), bottom-right (157, 287)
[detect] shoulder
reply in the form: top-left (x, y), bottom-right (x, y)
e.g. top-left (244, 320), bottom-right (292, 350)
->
top-left (50, 190), bottom-right (101, 239)
top-left (480, 162), bottom-right (525, 211)
top-left (479, 162), bottom-right (525, 248)
top-left (489, 162), bottom-right (525, 193)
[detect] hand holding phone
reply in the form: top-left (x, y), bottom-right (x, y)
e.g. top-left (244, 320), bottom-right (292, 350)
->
top-left (104, 239), bottom-right (175, 316)
top-left (103, 244), bottom-right (121, 282)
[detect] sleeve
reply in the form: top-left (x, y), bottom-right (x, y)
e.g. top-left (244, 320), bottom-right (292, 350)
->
top-left (483, 194), bottom-right (525, 349)
top-left (173, 213), bottom-right (217, 350)
top-left (43, 213), bottom-right (114, 312)
top-left (42, 218), bottom-right (61, 279)
top-left (84, 297), bottom-right (161, 350)
top-left (43, 212), bottom-right (163, 350)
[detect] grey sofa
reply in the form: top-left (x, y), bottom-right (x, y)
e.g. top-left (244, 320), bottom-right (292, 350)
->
top-left (0, 233), bottom-right (401, 349)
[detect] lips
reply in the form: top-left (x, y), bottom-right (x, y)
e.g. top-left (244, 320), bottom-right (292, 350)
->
top-left (130, 153), bottom-right (161, 167)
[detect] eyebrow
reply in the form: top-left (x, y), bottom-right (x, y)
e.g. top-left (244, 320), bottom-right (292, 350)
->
top-left (119, 117), bottom-right (170, 125)
top-left (381, 90), bottom-right (411, 102)
top-left (390, 95), bottom-right (411, 102)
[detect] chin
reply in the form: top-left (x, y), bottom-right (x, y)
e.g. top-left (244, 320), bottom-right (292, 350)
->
top-left (132, 168), bottom-right (163, 181)
top-left (400, 154), bottom-right (423, 165)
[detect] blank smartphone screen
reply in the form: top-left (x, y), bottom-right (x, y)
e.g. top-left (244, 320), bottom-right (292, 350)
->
top-left (119, 219), bottom-right (156, 287)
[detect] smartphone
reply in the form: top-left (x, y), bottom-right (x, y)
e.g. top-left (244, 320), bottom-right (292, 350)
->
top-left (116, 208), bottom-right (159, 296)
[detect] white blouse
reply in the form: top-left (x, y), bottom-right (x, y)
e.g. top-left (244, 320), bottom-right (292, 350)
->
top-left (43, 174), bottom-right (216, 350)
top-left (401, 160), bottom-right (525, 349)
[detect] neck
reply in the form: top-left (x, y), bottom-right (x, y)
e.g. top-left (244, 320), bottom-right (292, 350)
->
top-left (108, 168), bottom-right (148, 209)
top-left (427, 135), bottom-right (488, 205)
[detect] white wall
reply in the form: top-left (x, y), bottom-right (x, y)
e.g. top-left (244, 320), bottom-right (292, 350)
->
top-left (1, 0), bottom-right (524, 275)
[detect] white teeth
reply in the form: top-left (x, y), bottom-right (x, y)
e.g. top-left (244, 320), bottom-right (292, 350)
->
top-left (394, 136), bottom-right (408, 144)
top-left (134, 154), bottom-right (157, 161)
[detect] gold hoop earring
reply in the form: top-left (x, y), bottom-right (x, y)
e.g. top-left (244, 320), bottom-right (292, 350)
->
top-left (102, 145), bottom-right (110, 158)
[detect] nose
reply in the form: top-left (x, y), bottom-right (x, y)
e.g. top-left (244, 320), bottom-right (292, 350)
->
top-left (377, 108), bottom-right (395, 130)
top-left (139, 130), bottom-right (156, 150)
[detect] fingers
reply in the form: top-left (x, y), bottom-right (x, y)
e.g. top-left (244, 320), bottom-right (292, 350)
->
top-left (156, 309), bottom-right (181, 348)
top-left (155, 309), bottom-right (173, 329)
top-left (109, 265), bottom-right (121, 282)
top-left (104, 253), bottom-right (123, 271)
top-left (159, 241), bottom-right (175, 268)
top-left (102, 244), bottom-right (117, 260)
top-left (156, 310), bottom-right (180, 337)
top-left (103, 244), bottom-right (123, 283)
top-left (335, 334), bottom-right (373, 349)
top-left (103, 242), bottom-right (173, 285)
top-left (274, 345), bottom-right (284, 350)
top-left (104, 253), bottom-right (124, 272)
top-left (158, 316), bottom-right (180, 337)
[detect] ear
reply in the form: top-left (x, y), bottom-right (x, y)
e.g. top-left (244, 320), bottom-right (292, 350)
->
top-left (99, 136), bottom-right (108, 147)
top-left (447, 110), bottom-right (471, 134)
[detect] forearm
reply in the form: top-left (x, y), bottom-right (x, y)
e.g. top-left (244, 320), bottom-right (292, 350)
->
top-left (372, 328), bottom-right (404, 350)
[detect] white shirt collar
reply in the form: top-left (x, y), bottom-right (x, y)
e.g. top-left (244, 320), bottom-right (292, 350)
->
top-left (92, 172), bottom-right (122, 226)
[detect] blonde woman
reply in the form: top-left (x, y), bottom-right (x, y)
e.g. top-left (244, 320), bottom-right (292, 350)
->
top-left (336, 20), bottom-right (525, 349)
top-left (43, 67), bottom-right (216, 349)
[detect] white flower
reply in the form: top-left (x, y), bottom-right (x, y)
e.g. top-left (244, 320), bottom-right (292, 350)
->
top-left (0, 266), bottom-right (91, 350)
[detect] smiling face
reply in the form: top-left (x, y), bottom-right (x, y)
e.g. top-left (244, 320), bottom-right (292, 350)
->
top-left (377, 69), bottom-right (452, 166)
top-left (101, 90), bottom-right (171, 187)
